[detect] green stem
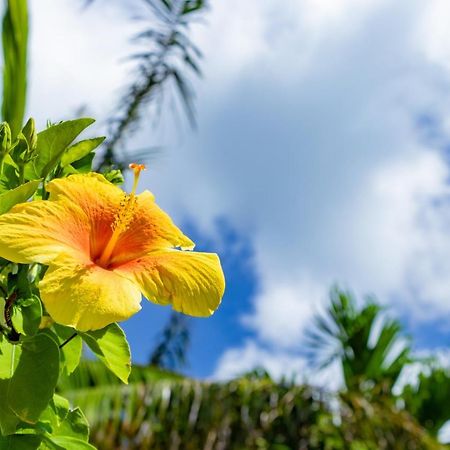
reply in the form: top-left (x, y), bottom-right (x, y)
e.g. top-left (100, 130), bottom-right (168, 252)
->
top-left (4, 292), bottom-right (19, 341)
top-left (59, 332), bottom-right (77, 349)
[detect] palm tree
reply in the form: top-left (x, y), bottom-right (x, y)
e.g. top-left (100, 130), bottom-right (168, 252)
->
top-left (149, 312), bottom-right (190, 370)
top-left (306, 287), bottom-right (411, 392)
top-left (58, 359), bottom-right (447, 450)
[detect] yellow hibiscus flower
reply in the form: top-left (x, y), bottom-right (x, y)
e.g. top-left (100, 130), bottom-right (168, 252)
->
top-left (0, 164), bottom-right (225, 331)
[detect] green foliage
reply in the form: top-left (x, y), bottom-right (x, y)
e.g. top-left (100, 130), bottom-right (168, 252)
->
top-left (52, 325), bottom-right (83, 376)
top-left (11, 295), bottom-right (42, 336)
top-left (402, 367), bottom-right (450, 436)
top-left (326, 390), bottom-right (444, 450)
top-left (0, 117), bottom-right (129, 449)
top-left (0, 180), bottom-right (40, 214)
top-left (80, 324), bottom-right (131, 384)
top-left (60, 137), bottom-right (105, 168)
top-left (9, 394), bottom-right (95, 449)
top-left (2, 0), bottom-right (28, 139)
top-left (8, 333), bottom-right (59, 423)
top-left (307, 287), bottom-right (411, 392)
top-left (24, 118), bottom-right (95, 181)
top-left (61, 362), bottom-right (322, 450)
top-left (58, 360), bottom-right (444, 450)
top-left (0, 434), bottom-right (41, 450)
top-left (0, 333), bottom-right (59, 433)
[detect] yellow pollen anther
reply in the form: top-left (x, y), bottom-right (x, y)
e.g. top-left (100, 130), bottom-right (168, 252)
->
top-left (112, 194), bottom-right (137, 232)
top-left (97, 163), bottom-right (146, 267)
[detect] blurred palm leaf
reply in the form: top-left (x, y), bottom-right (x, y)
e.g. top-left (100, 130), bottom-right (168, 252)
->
top-left (96, 0), bottom-right (207, 170)
top-left (336, 388), bottom-right (445, 450)
top-left (2, 0), bottom-right (28, 139)
top-left (149, 312), bottom-right (190, 370)
top-left (59, 360), bottom-right (443, 450)
top-left (60, 360), bottom-right (324, 450)
top-left (402, 367), bottom-right (450, 437)
top-left (306, 287), bottom-right (411, 392)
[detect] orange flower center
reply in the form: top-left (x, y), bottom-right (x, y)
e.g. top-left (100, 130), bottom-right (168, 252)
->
top-left (96, 163), bottom-right (146, 268)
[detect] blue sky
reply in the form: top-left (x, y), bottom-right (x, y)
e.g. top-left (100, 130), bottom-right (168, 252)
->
top-left (27, 0), bottom-right (450, 385)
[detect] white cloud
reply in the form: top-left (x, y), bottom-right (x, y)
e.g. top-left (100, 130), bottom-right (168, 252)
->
top-left (181, 0), bottom-right (450, 376)
top-left (213, 340), bottom-right (308, 382)
top-left (23, 0), bottom-right (450, 380)
top-left (213, 339), bottom-right (343, 391)
top-left (28, 0), bottom-right (135, 127)
top-left (416, 0), bottom-right (450, 72)
top-left (242, 275), bottom-right (325, 350)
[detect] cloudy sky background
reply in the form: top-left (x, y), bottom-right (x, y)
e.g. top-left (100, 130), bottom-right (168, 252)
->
top-left (27, 0), bottom-right (450, 385)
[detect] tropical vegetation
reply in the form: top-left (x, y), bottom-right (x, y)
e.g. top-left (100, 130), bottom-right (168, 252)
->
top-left (1, 0), bottom-right (450, 449)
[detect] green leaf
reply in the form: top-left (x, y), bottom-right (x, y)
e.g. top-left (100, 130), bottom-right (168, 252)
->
top-left (0, 180), bottom-right (40, 214)
top-left (38, 394), bottom-right (70, 429)
top-left (60, 137), bottom-right (104, 167)
top-left (0, 336), bottom-right (21, 435)
top-left (36, 395), bottom-right (88, 442)
top-left (11, 296), bottom-right (42, 336)
top-left (53, 408), bottom-right (89, 441)
top-left (51, 395), bottom-right (70, 424)
top-left (43, 435), bottom-right (96, 450)
top-left (8, 333), bottom-right (60, 423)
top-left (171, 70), bottom-right (196, 127)
top-left (24, 118), bottom-right (95, 180)
top-left (0, 435), bottom-right (41, 450)
top-left (3, 153), bottom-right (18, 170)
top-left (182, 0), bottom-right (204, 15)
top-left (2, 0), bottom-right (28, 139)
top-left (80, 323), bottom-right (131, 383)
top-left (53, 325), bottom-right (82, 375)
top-left (70, 152), bottom-right (95, 174)
top-left (160, 0), bottom-right (172, 11)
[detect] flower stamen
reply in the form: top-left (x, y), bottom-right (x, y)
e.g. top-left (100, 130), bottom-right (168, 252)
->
top-left (96, 163), bottom-right (146, 267)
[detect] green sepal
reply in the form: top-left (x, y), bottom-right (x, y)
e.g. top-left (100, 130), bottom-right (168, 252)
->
top-left (0, 122), bottom-right (12, 156)
top-left (103, 169), bottom-right (124, 185)
top-left (21, 119), bottom-right (37, 154)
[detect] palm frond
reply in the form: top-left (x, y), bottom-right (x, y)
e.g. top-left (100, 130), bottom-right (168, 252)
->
top-left (60, 360), bottom-right (324, 450)
top-left (97, 0), bottom-right (207, 171)
top-left (307, 286), bottom-right (411, 392)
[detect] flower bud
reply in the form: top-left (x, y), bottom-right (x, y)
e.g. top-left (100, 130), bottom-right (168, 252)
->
top-left (0, 122), bottom-right (12, 156)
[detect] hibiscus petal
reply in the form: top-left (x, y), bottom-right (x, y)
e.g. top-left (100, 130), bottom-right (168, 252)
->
top-left (46, 174), bottom-right (123, 260)
top-left (0, 200), bottom-right (90, 264)
top-left (39, 257), bottom-right (142, 331)
top-left (47, 175), bottom-right (194, 264)
top-left (115, 250), bottom-right (225, 317)
top-left (110, 191), bottom-right (194, 265)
